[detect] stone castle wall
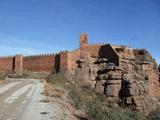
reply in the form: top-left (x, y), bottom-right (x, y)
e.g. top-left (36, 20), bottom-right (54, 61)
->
top-left (59, 50), bottom-right (80, 72)
top-left (68, 50), bottom-right (80, 70)
top-left (0, 51), bottom-right (80, 73)
top-left (0, 34), bottom-right (121, 73)
top-left (23, 54), bottom-right (56, 73)
top-left (0, 56), bottom-right (14, 73)
top-left (0, 54), bottom-right (57, 73)
top-left (59, 51), bottom-right (68, 71)
top-left (81, 44), bottom-right (120, 66)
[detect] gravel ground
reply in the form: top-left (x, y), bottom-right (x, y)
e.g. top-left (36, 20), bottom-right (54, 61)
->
top-left (0, 78), bottom-right (67, 120)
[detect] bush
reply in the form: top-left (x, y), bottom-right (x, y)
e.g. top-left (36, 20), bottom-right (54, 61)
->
top-left (45, 72), bottom-right (73, 89)
top-left (9, 71), bottom-right (50, 79)
top-left (148, 106), bottom-right (160, 120)
top-left (0, 73), bottom-right (5, 80)
top-left (46, 71), bottom-right (147, 120)
top-left (87, 101), bottom-right (147, 120)
top-left (46, 72), bottom-right (65, 84)
top-left (68, 85), bottom-right (147, 120)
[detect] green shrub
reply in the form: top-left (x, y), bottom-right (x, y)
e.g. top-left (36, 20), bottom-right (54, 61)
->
top-left (148, 106), bottom-right (160, 120)
top-left (68, 85), bottom-right (147, 120)
top-left (45, 72), bottom-right (73, 89)
top-left (46, 71), bottom-right (147, 120)
top-left (0, 73), bottom-right (5, 80)
top-left (87, 101), bottom-right (147, 120)
top-left (9, 71), bottom-right (50, 79)
top-left (46, 72), bottom-right (65, 84)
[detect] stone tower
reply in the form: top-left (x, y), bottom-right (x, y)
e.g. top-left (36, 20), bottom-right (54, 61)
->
top-left (14, 55), bottom-right (23, 72)
top-left (79, 34), bottom-right (88, 58)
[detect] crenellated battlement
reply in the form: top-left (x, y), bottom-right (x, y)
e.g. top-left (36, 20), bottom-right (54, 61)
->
top-left (0, 34), bottom-right (121, 73)
top-left (88, 43), bottom-right (106, 46)
top-left (0, 56), bottom-right (14, 59)
top-left (0, 34), bottom-right (156, 75)
top-left (24, 53), bottom-right (55, 58)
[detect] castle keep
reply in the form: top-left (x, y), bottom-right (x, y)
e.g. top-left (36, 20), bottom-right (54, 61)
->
top-left (0, 34), bottom-right (160, 114)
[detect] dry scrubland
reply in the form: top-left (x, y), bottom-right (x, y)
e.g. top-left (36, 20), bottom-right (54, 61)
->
top-left (0, 71), bottom-right (159, 120)
top-left (45, 72), bottom-right (160, 120)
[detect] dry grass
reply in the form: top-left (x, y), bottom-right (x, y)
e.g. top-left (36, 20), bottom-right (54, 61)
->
top-left (45, 73), bottom-right (78, 120)
top-left (148, 106), bottom-right (160, 120)
top-left (45, 72), bottom-right (148, 120)
top-left (8, 71), bottom-right (50, 79)
top-left (68, 85), bottom-right (147, 120)
top-left (0, 73), bottom-right (6, 80)
top-left (44, 80), bottom-right (65, 98)
top-left (0, 73), bottom-right (7, 84)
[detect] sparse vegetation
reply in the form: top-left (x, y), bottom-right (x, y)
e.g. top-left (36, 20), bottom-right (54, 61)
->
top-left (8, 71), bottom-right (50, 79)
top-left (68, 85), bottom-right (147, 120)
top-left (46, 72), bottom-right (63, 84)
top-left (45, 71), bottom-right (74, 89)
top-left (148, 106), bottom-right (160, 120)
top-left (0, 73), bottom-right (5, 80)
top-left (45, 72), bottom-right (160, 120)
top-left (45, 72), bottom-right (74, 99)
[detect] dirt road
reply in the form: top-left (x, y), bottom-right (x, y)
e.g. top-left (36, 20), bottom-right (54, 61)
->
top-left (0, 79), bottom-right (67, 120)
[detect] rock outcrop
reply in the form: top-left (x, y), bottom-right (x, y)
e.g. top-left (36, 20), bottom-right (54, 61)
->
top-left (74, 45), bottom-right (160, 115)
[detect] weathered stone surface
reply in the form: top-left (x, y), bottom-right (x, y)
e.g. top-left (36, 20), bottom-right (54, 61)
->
top-left (106, 80), bottom-right (121, 85)
top-left (96, 58), bottom-right (108, 63)
top-left (95, 80), bottom-right (106, 93)
top-left (107, 72), bottom-right (122, 80)
top-left (104, 83), bottom-right (121, 97)
top-left (125, 97), bottom-right (133, 105)
top-left (97, 74), bottom-right (108, 80)
top-left (67, 35), bottom-right (160, 115)
top-left (75, 46), bottom-right (160, 115)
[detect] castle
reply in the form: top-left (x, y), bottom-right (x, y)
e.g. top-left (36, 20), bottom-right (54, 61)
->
top-left (0, 34), bottom-right (160, 114)
top-left (0, 34), bottom-right (120, 73)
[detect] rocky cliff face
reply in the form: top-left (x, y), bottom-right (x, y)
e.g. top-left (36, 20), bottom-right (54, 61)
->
top-left (119, 49), bottom-right (160, 115)
top-left (74, 46), bottom-right (160, 115)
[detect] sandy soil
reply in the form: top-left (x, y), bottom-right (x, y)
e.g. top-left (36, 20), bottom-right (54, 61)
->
top-left (44, 82), bottom-right (78, 120)
top-left (0, 79), bottom-right (69, 120)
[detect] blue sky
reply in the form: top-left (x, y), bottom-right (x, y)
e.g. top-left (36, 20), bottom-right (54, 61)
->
top-left (0, 0), bottom-right (160, 63)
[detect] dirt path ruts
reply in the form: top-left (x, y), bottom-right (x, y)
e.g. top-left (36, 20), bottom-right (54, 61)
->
top-left (0, 79), bottom-right (67, 120)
